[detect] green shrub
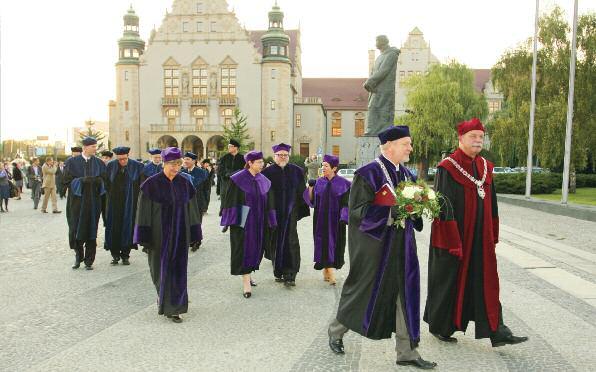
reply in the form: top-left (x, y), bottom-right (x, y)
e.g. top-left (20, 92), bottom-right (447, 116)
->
top-left (576, 174), bottom-right (596, 188)
top-left (493, 173), bottom-right (559, 194)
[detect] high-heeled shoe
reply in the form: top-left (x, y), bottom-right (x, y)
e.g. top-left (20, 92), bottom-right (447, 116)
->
top-left (243, 291), bottom-right (252, 298)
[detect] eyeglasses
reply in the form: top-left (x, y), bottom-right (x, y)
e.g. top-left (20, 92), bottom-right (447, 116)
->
top-left (274, 154), bottom-right (289, 158)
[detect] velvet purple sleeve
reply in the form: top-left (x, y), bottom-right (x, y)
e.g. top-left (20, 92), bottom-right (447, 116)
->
top-left (268, 209), bottom-right (277, 228)
top-left (358, 205), bottom-right (390, 241)
top-left (340, 207), bottom-right (349, 224)
top-left (133, 225), bottom-right (152, 245)
top-left (303, 187), bottom-right (314, 208)
top-left (220, 207), bottom-right (238, 226)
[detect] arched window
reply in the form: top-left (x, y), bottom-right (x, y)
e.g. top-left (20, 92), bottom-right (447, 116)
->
top-left (355, 112), bottom-right (365, 137)
top-left (194, 108), bottom-right (206, 130)
top-left (331, 112), bottom-right (342, 137)
top-left (222, 108), bottom-right (234, 126)
top-left (166, 108), bottom-right (179, 117)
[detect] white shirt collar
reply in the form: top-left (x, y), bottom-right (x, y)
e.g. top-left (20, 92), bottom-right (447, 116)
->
top-left (381, 154), bottom-right (400, 172)
top-left (82, 154), bottom-right (91, 161)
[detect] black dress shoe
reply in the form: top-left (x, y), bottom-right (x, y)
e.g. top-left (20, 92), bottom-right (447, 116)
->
top-left (328, 338), bottom-right (345, 354)
top-left (274, 278), bottom-right (285, 283)
top-left (167, 315), bottom-right (182, 323)
top-left (396, 357), bottom-right (437, 369)
top-left (85, 266), bottom-right (93, 271)
top-left (72, 262), bottom-right (81, 269)
top-left (250, 279), bottom-right (257, 287)
top-left (284, 280), bottom-right (296, 287)
top-left (110, 259), bottom-right (119, 265)
top-left (221, 226), bottom-right (229, 233)
top-left (432, 333), bottom-right (457, 343)
top-left (122, 258), bottom-right (130, 265)
top-left (491, 334), bottom-right (529, 347)
top-left (243, 292), bottom-right (252, 298)
top-left (53, 210), bottom-right (62, 214)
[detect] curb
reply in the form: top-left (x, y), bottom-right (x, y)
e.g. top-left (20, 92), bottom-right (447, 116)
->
top-left (497, 194), bottom-right (596, 222)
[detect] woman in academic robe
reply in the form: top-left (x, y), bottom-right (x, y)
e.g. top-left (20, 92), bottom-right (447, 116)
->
top-left (133, 147), bottom-right (202, 323)
top-left (304, 155), bottom-right (351, 285)
top-left (220, 151), bottom-right (277, 298)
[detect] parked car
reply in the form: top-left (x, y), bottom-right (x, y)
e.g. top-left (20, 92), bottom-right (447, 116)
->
top-left (493, 167), bottom-right (513, 174)
top-left (337, 168), bottom-right (356, 180)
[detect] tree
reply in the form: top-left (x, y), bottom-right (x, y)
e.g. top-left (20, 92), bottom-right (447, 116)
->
top-left (222, 108), bottom-right (252, 153)
top-left (396, 62), bottom-right (488, 180)
top-left (78, 125), bottom-right (106, 151)
top-left (492, 8), bottom-right (595, 192)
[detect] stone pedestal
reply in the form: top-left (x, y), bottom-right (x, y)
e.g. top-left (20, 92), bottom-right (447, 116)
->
top-left (356, 135), bottom-right (381, 168)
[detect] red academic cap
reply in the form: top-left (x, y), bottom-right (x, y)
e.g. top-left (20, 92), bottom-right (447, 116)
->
top-left (457, 118), bottom-right (485, 136)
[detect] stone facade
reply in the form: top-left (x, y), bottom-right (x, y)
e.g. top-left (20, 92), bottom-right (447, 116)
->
top-left (108, 3), bottom-right (503, 164)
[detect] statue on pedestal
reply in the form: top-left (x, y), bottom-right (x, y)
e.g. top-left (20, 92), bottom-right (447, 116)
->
top-left (363, 35), bottom-right (400, 135)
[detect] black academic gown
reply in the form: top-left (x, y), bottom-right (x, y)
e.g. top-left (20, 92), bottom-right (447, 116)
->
top-left (104, 159), bottom-right (144, 258)
top-left (424, 149), bottom-right (504, 339)
top-left (217, 153), bottom-right (245, 213)
top-left (200, 168), bottom-right (215, 213)
top-left (261, 163), bottom-right (310, 280)
top-left (335, 156), bottom-right (422, 343)
top-left (62, 156), bottom-right (107, 249)
top-left (221, 169), bottom-right (277, 275)
top-left (134, 172), bottom-right (202, 317)
top-left (303, 175), bottom-right (351, 270)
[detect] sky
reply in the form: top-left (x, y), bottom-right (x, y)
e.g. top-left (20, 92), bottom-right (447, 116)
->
top-left (0, 0), bottom-right (594, 141)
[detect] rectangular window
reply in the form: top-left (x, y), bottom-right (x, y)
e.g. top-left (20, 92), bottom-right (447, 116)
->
top-left (399, 71), bottom-right (405, 81)
top-left (331, 113), bottom-right (342, 137)
top-left (183, 22), bottom-right (189, 32)
top-left (125, 131), bottom-right (130, 141)
top-left (220, 67), bottom-right (236, 97)
top-left (300, 143), bottom-right (309, 158)
top-left (271, 100), bottom-right (276, 110)
top-left (192, 67), bottom-right (208, 97)
top-left (270, 131), bottom-right (276, 141)
top-left (197, 22), bottom-right (203, 32)
top-left (271, 69), bottom-right (277, 79)
top-left (210, 22), bottom-right (216, 32)
top-left (164, 68), bottom-right (180, 97)
top-left (125, 101), bottom-right (129, 111)
top-left (196, 2), bottom-right (203, 13)
top-left (295, 113), bottom-right (301, 127)
top-left (270, 45), bottom-right (278, 55)
top-left (332, 145), bottom-right (340, 157)
top-left (124, 71), bottom-right (129, 81)
top-left (355, 118), bottom-right (365, 137)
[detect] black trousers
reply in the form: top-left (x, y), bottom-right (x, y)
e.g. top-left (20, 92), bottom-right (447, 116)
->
top-left (110, 246), bottom-right (132, 260)
top-left (75, 240), bottom-right (97, 266)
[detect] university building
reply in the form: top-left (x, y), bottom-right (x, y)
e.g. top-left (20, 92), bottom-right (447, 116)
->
top-left (109, 0), bottom-right (502, 163)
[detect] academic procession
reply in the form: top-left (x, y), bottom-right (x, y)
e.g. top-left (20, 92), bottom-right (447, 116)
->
top-left (43, 116), bottom-right (530, 370)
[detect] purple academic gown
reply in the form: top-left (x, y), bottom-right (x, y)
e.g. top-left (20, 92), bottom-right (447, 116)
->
top-left (221, 170), bottom-right (277, 275)
top-left (133, 172), bottom-right (202, 316)
top-left (335, 156), bottom-right (423, 343)
top-left (303, 175), bottom-right (351, 270)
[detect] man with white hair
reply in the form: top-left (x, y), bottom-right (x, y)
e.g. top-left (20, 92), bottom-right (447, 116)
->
top-left (262, 143), bottom-right (309, 287)
top-left (327, 126), bottom-right (436, 370)
top-left (424, 118), bottom-right (528, 348)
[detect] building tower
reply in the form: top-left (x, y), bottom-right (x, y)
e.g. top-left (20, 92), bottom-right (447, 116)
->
top-left (260, 2), bottom-right (293, 154)
top-left (109, 6), bottom-right (145, 157)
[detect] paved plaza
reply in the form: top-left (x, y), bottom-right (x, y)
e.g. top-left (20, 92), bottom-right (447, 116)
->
top-left (0, 188), bottom-right (595, 371)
